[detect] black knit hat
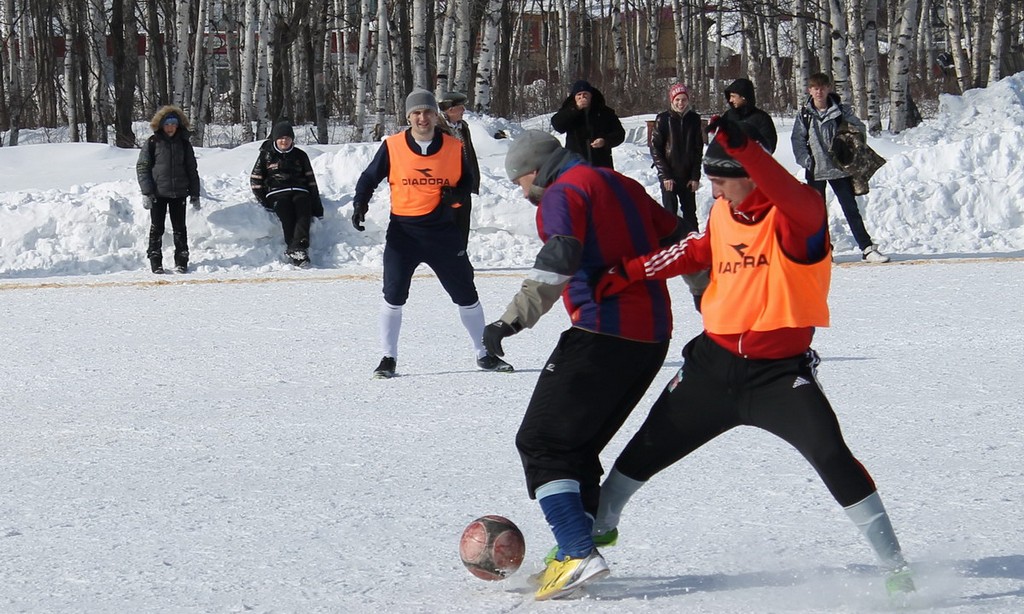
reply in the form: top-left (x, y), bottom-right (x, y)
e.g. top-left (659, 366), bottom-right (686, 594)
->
top-left (271, 121), bottom-right (294, 140)
top-left (702, 123), bottom-right (768, 178)
top-left (570, 80), bottom-right (593, 95)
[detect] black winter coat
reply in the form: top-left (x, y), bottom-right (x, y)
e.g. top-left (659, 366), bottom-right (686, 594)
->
top-left (650, 109), bottom-right (704, 183)
top-left (550, 87), bottom-right (625, 169)
top-left (136, 131), bottom-right (200, 199)
top-left (440, 120), bottom-right (481, 195)
top-left (722, 78), bottom-right (778, 153)
top-left (250, 141), bottom-right (324, 217)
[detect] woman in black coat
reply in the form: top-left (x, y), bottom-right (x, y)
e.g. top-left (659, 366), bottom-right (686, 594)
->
top-left (550, 80), bottom-right (626, 169)
top-left (136, 105), bottom-right (201, 274)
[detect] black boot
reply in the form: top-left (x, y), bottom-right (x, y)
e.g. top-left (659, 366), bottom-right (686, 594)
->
top-left (150, 258), bottom-right (164, 274)
top-left (174, 251), bottom-right (189, 274)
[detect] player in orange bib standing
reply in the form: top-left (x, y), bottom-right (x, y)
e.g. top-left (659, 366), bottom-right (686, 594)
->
top-left (591, 116), bottom-right (916, 600)
top-left (351, 88), bottom-right (513, 379)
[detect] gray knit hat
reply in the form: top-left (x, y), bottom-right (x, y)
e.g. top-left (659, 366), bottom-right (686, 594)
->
top-left (405, 88), bottom-right (438, 116)
top-left (505, 130), bottom-right (562, 181)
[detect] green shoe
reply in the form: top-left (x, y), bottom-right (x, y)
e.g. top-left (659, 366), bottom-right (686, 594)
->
top-left (542, 528), bottom-right (619, 566)
top-left (885, 564), bottom-right (916, 605)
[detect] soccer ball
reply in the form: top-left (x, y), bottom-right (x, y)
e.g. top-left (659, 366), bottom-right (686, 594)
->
top-left (459, 515), bottom-right (526, 580)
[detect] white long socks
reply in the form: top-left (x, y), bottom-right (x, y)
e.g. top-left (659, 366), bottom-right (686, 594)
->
top-left (458, 301), bottom-right (487, 357)
top-left (379, 301), bottom-right (402, 358)
top-left (844, 491), bottom-right (907, 570)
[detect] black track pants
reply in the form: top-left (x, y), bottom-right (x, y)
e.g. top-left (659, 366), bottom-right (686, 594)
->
top-left (613, 333), bottom-right (877, 507)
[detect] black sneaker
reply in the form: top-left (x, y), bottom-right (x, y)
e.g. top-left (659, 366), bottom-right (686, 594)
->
top-left (373, 356), bottom-right (396, 379)
top-left (287, 249), bottom-right (310, 267)
top-left (477, 354), bottom-right (514, 372)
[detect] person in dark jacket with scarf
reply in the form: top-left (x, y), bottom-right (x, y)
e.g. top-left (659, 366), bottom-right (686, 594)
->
top-left (650, 83), bottom-right (704, 234)
top-left (438, 91), bottom-right (480, 248)
top-left (550, 80), bottom-right (626, 169)
top-left (136, 105), bottom-right (201, 274)
top-left (722, 77), bottom-right (778, 153)
top-left (250, 121), bottom-right (324, 267)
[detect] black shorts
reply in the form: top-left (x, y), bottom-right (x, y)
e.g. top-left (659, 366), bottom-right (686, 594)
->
top-left (382, 207), bottom-right (478, 306)
top-left (515, 328), bottom-right (670, 507)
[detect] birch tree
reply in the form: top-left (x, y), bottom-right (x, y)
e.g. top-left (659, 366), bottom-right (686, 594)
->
top-left (240, 0), bottom-right (258, 141)
top-left (173, 0), bottom-right (191, 105)
top-left (474, 0), bottom-right (504, 112)
top-left (110, 0), bottom-right (139, 147)
top-left (945, 0), bottom-right (973, 92)
top-left (411, 0), bottom-right (429, 87)
top-left (827, 0), bottom-right (852, 102)
top-left (353, 0), bottom-right (372, 136)
top-left (862, 0), bottom-right (882, 133)
top-left (888, 0), bottom-right (918, 132)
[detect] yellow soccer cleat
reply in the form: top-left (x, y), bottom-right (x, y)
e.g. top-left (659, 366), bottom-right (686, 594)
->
top-left (534, 549), bottom-right (610, 601)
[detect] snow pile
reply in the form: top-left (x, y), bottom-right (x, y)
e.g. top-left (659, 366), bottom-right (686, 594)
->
top-left (2, 72), bottom-right (1023, 279)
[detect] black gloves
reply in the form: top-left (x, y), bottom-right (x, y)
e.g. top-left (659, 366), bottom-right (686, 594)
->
top-left (706, 114), bottom-right (748, 149)
top-left (190, 196), bottom-right (200, 210)
top-left (440, 186), bottom-right (466, 208)
top-left (352, 201), bottom-right (368, 231)
top-left (482, 320), bottom-right (519, 357)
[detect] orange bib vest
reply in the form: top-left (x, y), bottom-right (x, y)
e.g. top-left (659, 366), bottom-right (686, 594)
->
top-left (701, 199), bottom-right (831, 334)
top-left (385, 132), bottom-right (462, 216)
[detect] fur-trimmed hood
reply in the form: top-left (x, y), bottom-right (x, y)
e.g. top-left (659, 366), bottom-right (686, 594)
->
top-left (149, 105), bottom-right (192, 132)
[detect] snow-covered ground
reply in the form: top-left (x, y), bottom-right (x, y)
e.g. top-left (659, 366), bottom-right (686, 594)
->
top-left (1, 74), bottom-right (1023, 612)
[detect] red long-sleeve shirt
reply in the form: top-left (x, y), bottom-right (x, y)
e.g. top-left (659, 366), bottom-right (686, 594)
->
top-left (637, 134), bottom-right (830, 359)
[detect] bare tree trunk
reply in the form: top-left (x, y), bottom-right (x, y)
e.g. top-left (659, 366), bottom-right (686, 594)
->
top-left (436, 0), bottom-right (456, 95)
top-left (988, 0), bottom-right (1011, 82)
top-left (845, 0), bottom-right (867, 116)
top-left (2, 0), bottom-right (22, 145)
top-left (888, 0), bottom-right (918, 133)
top-left (454, 0), bottom-right (471, 93)
top-left (862, 0), bottom-right (883, 134)
top-left (240, 0), bottom-right (258, 141)
top-left (374, 0), bottom-right (388, 137)
top-left (411, 0), bottom-right (428, 86)
top-left (353, 0), bottom-right (372, 135)
top-left (254, 0), bottom-right (271, 138)
top-left (970, 0), bottom-right (995, 88)
top-left (611, 5), bottom-right (624, 90)
top-left (61, 1), bottom-right (81, 141)
top-left (793, 0), bottom-right (810, 107)
top-left (474, 0), bottom-right (503, 112)
top-left (828, 0), bottom-right (852, 102)
top-left (110, 0), bottom-right (139, 147)
top-left (173, 0), bottom-right (190, 105)
top-left (945, 0), bottom-right (972, 92)
top-left (88, 0), bottom-right (109, 143)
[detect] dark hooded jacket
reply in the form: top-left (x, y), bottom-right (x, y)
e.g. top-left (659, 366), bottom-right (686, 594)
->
top-left (136, 105), bottom-right (200, 199)
top-left (250, 128), bottom-right (324, 217)
top-left (721, 78), bottom-right (778, 153)
top-left (550, 84), bottom-right (626, 169)
top-left (440, 119), bottom-right (480, 194)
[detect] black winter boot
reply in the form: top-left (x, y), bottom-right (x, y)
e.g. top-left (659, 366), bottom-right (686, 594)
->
top-left (150, 258), bottom-right (164, 274)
